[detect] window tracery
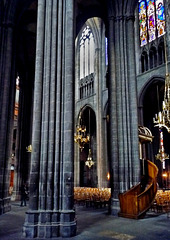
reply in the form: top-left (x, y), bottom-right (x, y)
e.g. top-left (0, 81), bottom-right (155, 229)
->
top-left (79, 26), bottom-right (95, 99)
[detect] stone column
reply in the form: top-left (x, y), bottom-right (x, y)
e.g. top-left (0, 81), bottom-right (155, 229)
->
top-left (107, 15), bottom-right (119, 215)
top-left (0, 0), bottom-right (17, 215)
top-left (107, 2), bottom-right (140, 215)
top-left (23, 0), bottom-right (76, 238)
top-left (59, 0), bottom-right (75, 236)
top-left (126, 16), bottom-right (140, 185)
top-left (96, 38), bottom-right (109, 187)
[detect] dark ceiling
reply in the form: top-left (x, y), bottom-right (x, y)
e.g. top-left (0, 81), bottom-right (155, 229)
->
top-left (76, 0), bottom-right (107, 35)
top-left (16, 0), bottom-right (108, 70)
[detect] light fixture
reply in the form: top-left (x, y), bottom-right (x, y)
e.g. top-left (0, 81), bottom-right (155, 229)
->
top-left (74, 112), bottom-right (90, 151)
top-left (162, 172), bottom-right (167, 178)
top-left (10, 164), bottom-right (15, 170)
top-left (85, 148), bottom-right (94, 168)
top-left (153, 34), bottom-right (169, 168)
top-left (26, 145), bottom-right (32, 153)
top-left (153, 34), bottom-right (170, 131)
top-left (85, 109), bottom-right (94, 168)
top-left (153, 73), bottom-right (170, 132)
top-left (107, 172), bottom-right (110, 181)
top-left (155, 128), bottom-right (169, 169)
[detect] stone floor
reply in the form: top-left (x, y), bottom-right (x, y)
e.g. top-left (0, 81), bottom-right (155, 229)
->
top-left (0, 202), bottom-right (170, 240)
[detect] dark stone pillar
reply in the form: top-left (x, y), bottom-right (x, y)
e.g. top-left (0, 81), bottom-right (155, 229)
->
top-left (107, 3), bottom-right (140, 215)
top-left (0, 1), bottom-right (17, 215)
top-left (107, 15), bottom-right (119, 215)
top-left (126, 16), bottom-right (140, 185)
top-left (23, 0), bottom-right (76, 238)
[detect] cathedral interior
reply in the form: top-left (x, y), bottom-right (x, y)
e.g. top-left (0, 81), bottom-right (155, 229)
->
top-left (0, 0), bottom-right (170, 238)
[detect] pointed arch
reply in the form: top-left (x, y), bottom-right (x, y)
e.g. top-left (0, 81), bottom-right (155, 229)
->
top-left (138, 76), bottom-right (165, 125)
top-left (74, 105), bottom-right (97, 187)
top-left (141, 50), bottom-right (148, 72)
top-left (149, 45), bottom-right (157, 69)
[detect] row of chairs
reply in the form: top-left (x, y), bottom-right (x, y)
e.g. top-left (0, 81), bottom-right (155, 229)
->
top-left (151, 190), bottom-right (170, 217)
top-left (74, 187), bottom-right (111, 208)
top-left (74, 188), bottom-right (170, 216)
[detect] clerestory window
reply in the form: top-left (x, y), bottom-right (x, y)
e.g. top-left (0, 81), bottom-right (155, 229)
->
top-left (138, 0), bottom-right (166, 47)
top-left (138, 0), bottom-right (166, 72)
top-left (79, 26), bottom-right (95, 99)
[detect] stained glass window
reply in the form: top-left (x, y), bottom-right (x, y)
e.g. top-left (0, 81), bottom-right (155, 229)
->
top-left (147, 0), bottom-right (156, 42)
top-left (139, 1), bottom-right (148, 46)
top-left (156, 0), bottom-right (166, 37)
top-left (138, 0), bottom-right (165, 46)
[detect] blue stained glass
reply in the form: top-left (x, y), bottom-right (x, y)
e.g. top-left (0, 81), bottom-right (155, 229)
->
top-left (156, 0), bottom-right (166, 37)
top-left (139, 0), bottom-right (148, 46)
top-left (139, 0), bottom-right (166, 46)
top-left (156, 0), bottom-right (165, 20)
top-left (158, 6), bottom-right (164, 21)
top-left (139, 1), bottom-right (146, 12)
top-left (146, 0), bottom-right (155, 7)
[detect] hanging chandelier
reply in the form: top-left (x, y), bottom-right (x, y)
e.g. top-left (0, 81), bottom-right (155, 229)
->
top-left (85, 148), bottom-right (94, 168)
top-left (74, 113), bottom-right (90, 151)
top-left (153, 34), bottom-right (169, 168)
top-left (153, 35), bottom-right (170, 132)
top-left (153, 73), bottom-right (170, 132)
top-left (155, 128), bottom-right (169, 169)
top-left (85, 109), bottom-right (95, 168)
top-left (75, 109), bottom-right (95, 167)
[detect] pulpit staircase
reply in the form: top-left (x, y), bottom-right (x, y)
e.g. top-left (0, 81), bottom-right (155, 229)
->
top-left (118, 160), bottom-right (158, 219)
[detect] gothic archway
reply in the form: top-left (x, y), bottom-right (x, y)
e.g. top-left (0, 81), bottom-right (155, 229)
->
top-left (139, 77), bottom-right (170, 188)
top-left (74, 106), bottom-right (97, 187)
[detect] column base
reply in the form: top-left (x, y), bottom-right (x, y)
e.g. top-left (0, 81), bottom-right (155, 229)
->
top-left (0, 197), bottom-right (11, 215)
top-left (23, 209), bottom-right (77, 238)
top-left (109, 198), bottom-right (120, 216)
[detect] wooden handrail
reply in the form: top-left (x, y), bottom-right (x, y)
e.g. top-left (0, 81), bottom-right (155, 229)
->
top-left (118, 160), bottom-right (158, 219)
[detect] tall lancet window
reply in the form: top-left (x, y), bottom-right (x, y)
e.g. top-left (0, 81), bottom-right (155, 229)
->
top-left (139, 0), bottom-right (166, 47)
top-left (79, 26), bottom-right (95, 99)
top-left (156, 0), bottom-right (166, 37)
